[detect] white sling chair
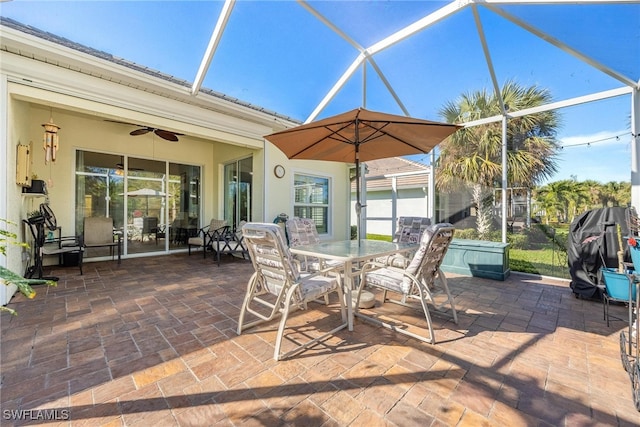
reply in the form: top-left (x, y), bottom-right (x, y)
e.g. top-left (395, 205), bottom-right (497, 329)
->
top-left (354, 223), bottom-right (458, 344)
top-left (237, 223), bottom-right (348, 361)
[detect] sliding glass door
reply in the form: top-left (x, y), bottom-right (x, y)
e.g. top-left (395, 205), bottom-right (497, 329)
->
top-left (224, 157), bottom-right (252, 230)
top-left (126, 157), bottom-right (167, 254)
top-left (75, 151), bottom-right (124, 259)
top-left (167, 163), bottom-right (200, 248)
top-left (76, 150), bottom-right (201, 258)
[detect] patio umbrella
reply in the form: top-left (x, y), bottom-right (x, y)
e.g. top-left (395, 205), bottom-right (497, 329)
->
top-left (264, 107), bottom-right (462, 240)
top-left (121, 188), bottom-right (167, 216)
top-left (125, 188), bottom-right (166, 197)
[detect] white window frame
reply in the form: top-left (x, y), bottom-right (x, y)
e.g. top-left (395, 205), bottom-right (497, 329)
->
top-left (292, 172), bottom-right (331, 236)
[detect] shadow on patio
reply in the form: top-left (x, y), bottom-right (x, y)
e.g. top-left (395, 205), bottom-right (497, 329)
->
top-left (1, 254), bottom-right (638, 426)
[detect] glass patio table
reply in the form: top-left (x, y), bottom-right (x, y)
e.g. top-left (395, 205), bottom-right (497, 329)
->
top-left (290, 239), bottom-right (418, 331)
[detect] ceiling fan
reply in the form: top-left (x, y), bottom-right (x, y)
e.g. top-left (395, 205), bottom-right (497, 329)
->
top-left (105, 120), bottom-right (184, 142)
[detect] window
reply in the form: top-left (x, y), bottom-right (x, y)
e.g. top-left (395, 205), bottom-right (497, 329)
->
top-left (293, 173), bottom-right (330, 234)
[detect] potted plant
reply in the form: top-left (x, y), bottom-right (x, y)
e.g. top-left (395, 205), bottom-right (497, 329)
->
top-left (0, 218), bottom-right (55, 315)
top-left (26, 209), bottom-right (44, 224)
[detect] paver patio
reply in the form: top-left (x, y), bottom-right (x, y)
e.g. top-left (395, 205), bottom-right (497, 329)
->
top-left (1, 253), bottom-right (639, 426)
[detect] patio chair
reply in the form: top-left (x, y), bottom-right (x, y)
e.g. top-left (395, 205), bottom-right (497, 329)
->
top-left (386, 217), bottom-right (455, 302)
top-left (237, 223), bottom-right (347, 361)
top-left (82, 217), bottom-right (121, 264)
top-left (286, 217), bottom-right (342, 273)
top-left (187, 219), bottom-right (227, 258)
top-left (141, 216), bottom-right (161, 243)
top-left (393, 216), bottom-right (432, 244)
top-left (354, 223), bottom-right (458, 344)
top-left (377, 216), bottom-right (432, 267)
top-left (213, 220), bottom-right (250, 266)
top-left (23, 218), bottom-right (84, 279)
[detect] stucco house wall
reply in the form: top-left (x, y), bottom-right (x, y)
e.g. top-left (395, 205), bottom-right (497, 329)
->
top-left (0, 19), bottom-right (351, 306)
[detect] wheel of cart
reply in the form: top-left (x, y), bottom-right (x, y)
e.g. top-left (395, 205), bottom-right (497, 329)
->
top-left (625, 212), bottom-right (640, 410)
top-left (634, 361), bottom-right (640, 410)
top-left (632, 279), bottom-right (640, 410)
top-left (620, 274), bottom-right (640, 411)
top-left (607, 269), bottom-right (636, 373)
top-left (621, 330), bottom-right (633, 373)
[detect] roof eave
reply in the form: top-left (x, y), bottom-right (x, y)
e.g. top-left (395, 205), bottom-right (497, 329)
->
top-left (0, 19), bottom-right (299, 129)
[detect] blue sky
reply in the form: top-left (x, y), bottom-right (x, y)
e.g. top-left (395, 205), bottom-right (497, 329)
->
top-left (1, 0), bottom-right (637, 185)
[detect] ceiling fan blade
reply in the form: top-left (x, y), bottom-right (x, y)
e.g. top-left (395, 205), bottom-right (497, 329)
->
top-left (115, 163), bottom-right (143, 171)
top-left (130, 128), bottom-right (151, 136)
top-left (106, 120), bottom-right (184, 141)
top-left (155, 129), bottom-right (179, 141)
top-left (105, 119), bottom-right (142, 126)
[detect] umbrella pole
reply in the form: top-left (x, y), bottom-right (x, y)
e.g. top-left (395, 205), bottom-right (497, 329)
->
top-left (356, 157), bottom-right (361, 244)
top-left (354, 119), bottom-right (363, 246)
top-left (355, 137), bottom-right (362, 245)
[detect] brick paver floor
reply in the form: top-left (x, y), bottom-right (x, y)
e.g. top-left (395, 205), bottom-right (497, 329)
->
top-left (1, 253), bottom-right (639, 426)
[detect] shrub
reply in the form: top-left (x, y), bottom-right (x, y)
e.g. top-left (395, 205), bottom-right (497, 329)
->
top-left (1, 219), bottom-right (55, 315)
top-left (454, 228), bottom-right (478, 240)
top-left (507, 233), bottom-right (529, 249)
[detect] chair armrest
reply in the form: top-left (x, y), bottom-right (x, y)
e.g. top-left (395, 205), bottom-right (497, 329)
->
top-left (56, 235), bottom-right (82, 248)
top-left (359, 261), bottom-right (421, 289)
top-left (209, 225), bottom-right (230, 240)
top-left (359, 260), bottom-right (388, 272)
top-left (386, 254), bottom-right (410, 268)
top-left (300, 265), bottom-right (343, 281)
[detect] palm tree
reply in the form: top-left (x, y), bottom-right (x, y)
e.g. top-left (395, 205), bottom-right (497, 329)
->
top-left (437, 81), bottom-right (560, 238)
top-left (534, 179), bottom-right (587, 223)
top-left (567, 181), bottom-right (592, 223)
top-left (582, 179), bottom-right (602, 209)
top-left (601, 181), bottom-right (631, 207)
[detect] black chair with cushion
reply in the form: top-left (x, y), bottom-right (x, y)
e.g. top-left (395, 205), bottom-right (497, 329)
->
top-left (142, 216), bottom-right (162, 243)
top-left (187, 219), bottom-right (227, 258)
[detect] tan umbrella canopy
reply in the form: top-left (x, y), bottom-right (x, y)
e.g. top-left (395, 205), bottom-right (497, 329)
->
top-left (124, 188), bottom-right (166, 197)
top-left (264, 107), bottom-right (462, 239)
top-left (121, 188), bottom-right (167, 216)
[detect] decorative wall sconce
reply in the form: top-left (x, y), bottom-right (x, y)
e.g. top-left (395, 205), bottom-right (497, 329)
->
top-left (42, 118), bottom-right (60, 165)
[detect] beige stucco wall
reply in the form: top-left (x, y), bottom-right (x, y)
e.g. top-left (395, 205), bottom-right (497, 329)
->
top-left (262, 142), bottom-right (351, 241)
top-left (22, 103), bottom-right (242, 231)
top-left (1, 48), bottom-right (354, 306)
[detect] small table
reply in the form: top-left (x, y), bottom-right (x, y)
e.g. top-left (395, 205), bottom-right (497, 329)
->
top-left (290, 239), bottom-right (417, 331)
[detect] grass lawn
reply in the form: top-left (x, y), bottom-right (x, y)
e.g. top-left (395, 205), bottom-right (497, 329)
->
top-left (366, 233), bottom-right (571, 280)
top-left (510, 247), bottom-right (570, 279)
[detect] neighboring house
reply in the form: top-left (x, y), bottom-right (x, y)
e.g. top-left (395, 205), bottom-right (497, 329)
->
top-left (354, 157), bottom-right (432, 236)
top-left (0, 18), bottom-right (351, 305)
top-left (358, 156), bottom-right (533, 236)
top-left (356, 157), bottom-right (479, 236)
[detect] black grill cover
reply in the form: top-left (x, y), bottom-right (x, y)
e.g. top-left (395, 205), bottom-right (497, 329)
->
top-left (567, 207), bottom-right (630, 299)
